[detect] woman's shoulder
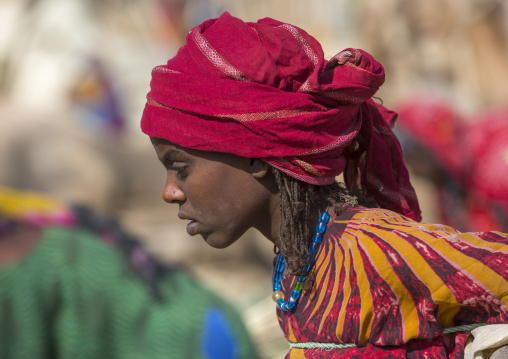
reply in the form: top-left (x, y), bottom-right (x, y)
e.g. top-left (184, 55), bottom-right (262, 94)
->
top-left (329, 206), bottom-right (417, 231)
top-left (335, 206), bottom-right (443, 231)
top-left (347, 206), bottom-right (416, 224)
top-left (328, 205), bottom-right (508, 249)
top-left (326, 205), bottom-right (497, 242)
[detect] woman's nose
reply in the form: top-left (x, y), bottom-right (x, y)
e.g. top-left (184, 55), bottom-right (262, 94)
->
top-left (162, 178), bottom-right (186, 203)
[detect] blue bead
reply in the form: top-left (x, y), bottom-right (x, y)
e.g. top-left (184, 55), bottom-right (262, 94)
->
top-left (316, 221), bottom-right (327, 233)
top-left (291, 291), bottom-right (301, 300)
top-left (274, 273), bottom-right (283, 283)
top-left (281, 302), bottom-right (291, 311)
top-left (310, 241), bottom-right (320, 254)
top-left (303, 263), bottom-right (311, 273)
top-left (320, 211), bottom-right (330, 222)
top-left (312, 232), bottom-right (323, 243)
top-left (273, 282), bottom-right (281, 291)
top-left (297, 276), bottom-right (306, 282)
top-left (276, 255), bottom-right (284, 271)
top-left (287, 300), bottom-right (296, 309)
top-left (307, 253), bottom-right (315, 263)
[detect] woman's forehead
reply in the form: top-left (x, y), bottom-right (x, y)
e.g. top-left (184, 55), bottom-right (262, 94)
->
top-left (150, 136), bottom-right (178, 148)
top-left (150, 136), bottom-right (248, 167)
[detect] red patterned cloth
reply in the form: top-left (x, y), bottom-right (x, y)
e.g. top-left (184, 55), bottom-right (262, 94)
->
top-left (277, 206), bottom-right (508, 358)
top-left (141, 12), bottom-right (421, 221)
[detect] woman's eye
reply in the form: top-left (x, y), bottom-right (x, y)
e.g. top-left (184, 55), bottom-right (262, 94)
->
top-left (168, 162), bottom-right (188, 177)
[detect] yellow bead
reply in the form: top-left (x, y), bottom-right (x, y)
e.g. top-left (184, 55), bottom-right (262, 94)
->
top-left (272, 291), bottom-right (285, 302)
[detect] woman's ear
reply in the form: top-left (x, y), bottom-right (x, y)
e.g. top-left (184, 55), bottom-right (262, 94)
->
top-left (249, 158), bottom-right (271, 179)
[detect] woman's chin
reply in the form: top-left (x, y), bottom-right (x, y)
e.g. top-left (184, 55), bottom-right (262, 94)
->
top-left (201, 232), bottom-right (238, 249)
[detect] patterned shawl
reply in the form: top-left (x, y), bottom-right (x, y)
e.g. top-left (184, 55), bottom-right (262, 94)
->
top-left (141, 12), bottom-right (421, 221)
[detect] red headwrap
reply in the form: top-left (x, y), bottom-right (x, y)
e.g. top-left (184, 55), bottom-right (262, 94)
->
top-left (141, 12), bottom-right (421, 221)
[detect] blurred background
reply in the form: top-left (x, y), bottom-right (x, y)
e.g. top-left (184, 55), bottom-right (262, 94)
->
top-left (1, 0), bottom-right (507, 358)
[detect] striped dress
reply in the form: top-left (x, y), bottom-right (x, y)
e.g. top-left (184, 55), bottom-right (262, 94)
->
top-left (276, 206), bottom-right (508, 358)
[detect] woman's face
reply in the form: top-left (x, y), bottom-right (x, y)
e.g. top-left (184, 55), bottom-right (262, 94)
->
top-left (150, 137), bottom-right (279, 248)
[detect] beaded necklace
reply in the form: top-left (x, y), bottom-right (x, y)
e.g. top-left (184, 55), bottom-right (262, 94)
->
top-left (272, 211), bottom-right (330, 311)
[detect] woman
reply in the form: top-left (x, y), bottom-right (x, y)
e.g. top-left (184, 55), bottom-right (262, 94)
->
top-left (0, 185), bottom-right (258, 359)
top-left (141, 12), bottom-right (508, 358)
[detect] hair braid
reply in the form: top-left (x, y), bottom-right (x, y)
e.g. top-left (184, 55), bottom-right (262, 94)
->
top-left (272, 168), bottom-right (364, 274)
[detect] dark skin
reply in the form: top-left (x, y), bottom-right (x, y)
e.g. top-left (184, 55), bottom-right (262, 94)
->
top-left (151, 137), bottom-right (286, 249)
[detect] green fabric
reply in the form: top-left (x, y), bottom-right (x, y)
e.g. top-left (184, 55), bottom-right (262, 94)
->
top-left (0, 227), bottom-right (257, 359)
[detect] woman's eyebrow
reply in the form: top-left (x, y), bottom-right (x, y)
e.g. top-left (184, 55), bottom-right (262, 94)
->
top-left (161, 149), bottom-right (188, 164)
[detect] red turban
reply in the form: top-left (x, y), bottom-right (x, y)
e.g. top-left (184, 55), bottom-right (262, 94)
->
top-left (141, 12), bottom-right (421, 221)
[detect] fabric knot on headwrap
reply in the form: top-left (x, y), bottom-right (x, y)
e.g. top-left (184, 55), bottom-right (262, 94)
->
top-left (141, 12), bottom-right (421, 221)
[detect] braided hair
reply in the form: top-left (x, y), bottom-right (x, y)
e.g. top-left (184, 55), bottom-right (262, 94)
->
top-left (272, 167), bottom-right (364, 274)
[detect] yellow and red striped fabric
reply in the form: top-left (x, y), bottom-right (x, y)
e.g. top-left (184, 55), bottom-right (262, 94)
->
top-left (277, 206), bottom-right (508, 358)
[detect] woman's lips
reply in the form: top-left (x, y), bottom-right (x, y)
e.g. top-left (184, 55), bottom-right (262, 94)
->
top-left (186, 220), bottom-right (198, 235)
top-left (178, 212), bottom-right (199, 235)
